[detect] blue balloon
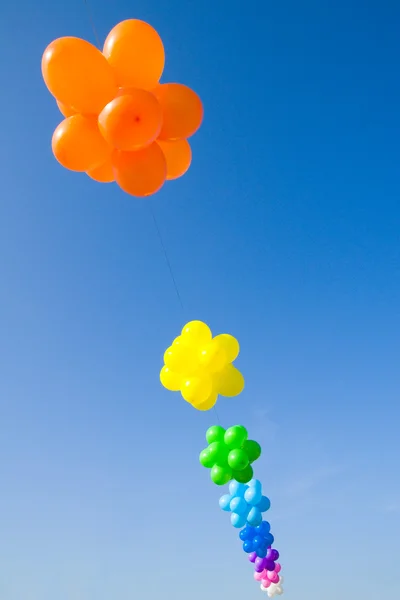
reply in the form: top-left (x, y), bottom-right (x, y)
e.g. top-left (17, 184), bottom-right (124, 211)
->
top-left (219, 494), bottom-right (232, 511)
top-left (256, 521), bottom-right (270, 535)
top-left (244, 486), bottom-right (262, 505)
top-left (239, 525), bottom-right (254, 541)
top-left (258, 495), bottom-right (271, 512)
top-left (230, 496), bottom-right (247, 515)
top-left (264, 532), bottom-right (274, 547)
top-left (229, 481), bottom-right (247, 496)
top-left (247, 506), bottom-right (262, 526)
top-left (231, 512), bottom-right (247, 528)
top-left (243, 539), bottom-right (254, 553)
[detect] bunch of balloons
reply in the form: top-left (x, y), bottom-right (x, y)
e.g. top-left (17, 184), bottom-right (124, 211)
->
top-left (160, 320), bottom-right (244, 410)
top-left (159, 323), bottom-right (284, 594)
top-left (219, 479), bottom-right (271, 527)
top-left (199, 425), bottom-right (261, 485)
top-left (41, 19), bottom-right (203, 196)
top-left (240, 521), bottom-right (275, 558)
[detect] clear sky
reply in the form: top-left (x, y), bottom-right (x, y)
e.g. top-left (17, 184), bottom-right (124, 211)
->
top-left (1, 0), bottom-right (399, 599)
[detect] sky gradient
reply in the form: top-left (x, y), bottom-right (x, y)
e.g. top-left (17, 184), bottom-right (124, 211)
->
top-left (1, 1), bottom-right (400, 598)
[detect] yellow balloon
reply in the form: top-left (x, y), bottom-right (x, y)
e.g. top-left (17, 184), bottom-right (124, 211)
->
top-left (198, 339), bottom-right (227, 373)
top-left (160, 366), bottom-right (182, 391)
top-left (213, 333), bottom-right (240, 363)
top-left (181, 320), bottom-right (212, 348)
top-left (194, 390), bottom-right (218, 411)
top-left (215, 364), bottom-right (244, 397)
top-left (164, 343), bottom-right (198, 374)
top-left (181, 375), bottom-right (212, 405)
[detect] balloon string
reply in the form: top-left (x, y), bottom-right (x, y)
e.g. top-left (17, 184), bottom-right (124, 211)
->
top-left (149, 203), bottom-right (185, 312)
top-left (83, 0), bottom-right (101, 48)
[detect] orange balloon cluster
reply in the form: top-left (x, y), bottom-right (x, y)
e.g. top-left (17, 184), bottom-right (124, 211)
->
top-left (41, 20), bottom-right (203, 197)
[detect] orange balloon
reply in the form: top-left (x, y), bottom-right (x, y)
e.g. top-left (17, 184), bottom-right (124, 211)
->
top-left (56, 100), bottom-right (76, 117)
top-left (153, 83), bottom-right (203, 140)
top-left (42, 37), bottom-right (117, 114)
top-left (52, 115), bottom-right (111, 172)
top-left (87, 158), bottom-right (114, 183)
top-left (112, 143), bottom-right (166, 197)
top-left (98, 90), bottom-right (162, 151)
top-left (103, 20), bottom-right (164, 90)
top-left (157, 139), bottom-right (192, 180)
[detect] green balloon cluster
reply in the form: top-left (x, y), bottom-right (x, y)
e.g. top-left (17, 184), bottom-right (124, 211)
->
top-left (199, 425), bottom-right (262, 485)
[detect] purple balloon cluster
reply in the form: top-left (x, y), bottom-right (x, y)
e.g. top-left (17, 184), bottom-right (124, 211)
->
top-left (250, 547), bottom-right (280, 573)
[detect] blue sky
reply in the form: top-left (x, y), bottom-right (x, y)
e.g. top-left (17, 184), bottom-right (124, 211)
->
top-left (1, 0), bottom-right (399, 598)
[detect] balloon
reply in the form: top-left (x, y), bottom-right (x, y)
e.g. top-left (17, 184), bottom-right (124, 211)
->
top-left (52, 115), bottom-right (111, 172)
top-left (210, 464), bottom-right (232, 486)
top-left (98, 90), bottom-right (162, 151)
top-left (42, 37), bottom-right (117, 114)
top-left (103, 19), bottom-right (165, 90)
top-left (200, 425), bottom-right (261, 485)
top-left (159, 366), bottom-right (182, 391)
top-left (87, 158), bottom-right (114, 183)
top-left (206, 425), bottom-right (225, 444)
top-left (181, 375), bottom-right (212, 405)
top-left (112, 143), bottom-right (166, 197)
top-left (157, 139), bottom-right (192, 180)
top-left (181, 321), bottom-right (212, 347)
top-left (249, 552), bottom-right (257, 563)
top-left (225, 425), bottom-right (248, 448)
top-left (254, 572), bottom-right (263, 582)
top-left (233, 465), bottom-right (254, 483)
top-left (219, 494), bottom-right (231, 511)
top-left (215, 364), bottom-right (245, 397)
top-left (213, 333), bottom-right (240, 363)
top-left (228, 449), bottom-right (249, 470)
top-left (267, 549), bottom-right (280, 562)
top-left (153, 83), bottom-right (203, 140)
top-left (243, 439), bottom-right (262, 463)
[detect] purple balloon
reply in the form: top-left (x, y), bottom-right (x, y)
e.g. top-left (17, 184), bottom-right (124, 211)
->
top-left (265, 560), bottom-right (276, 571)
top-left (255, 557), bottom-right (268, 571)
top-left (266, 548), bottom-right (279, 561)
top-left (249, 552), bottom-right (257, 563)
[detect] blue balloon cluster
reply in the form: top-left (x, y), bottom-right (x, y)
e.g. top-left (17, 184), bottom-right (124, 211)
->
top-left (219, 479), bottom-right (271, 528)
top-left (239, 521), bottom-right (275, 558)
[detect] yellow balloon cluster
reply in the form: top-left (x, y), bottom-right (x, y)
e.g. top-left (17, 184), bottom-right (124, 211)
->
top-left (160, 321), bottom-right (244, 410)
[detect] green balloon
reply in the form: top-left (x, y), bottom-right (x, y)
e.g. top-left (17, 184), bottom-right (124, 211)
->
top-left (227, 448), bottom-right (249, 471)
top-left (233, 464), bottom-right (253, 483)
top-left (224, 425), bottom-right (248, 449)
top-left (208, 441), bottom-right (228, 464)
top-left (199, 447), bottom-right (214, 468)
top-left (206, 425), bottom-right (226, 445)
top-left (211, 464), bottom-right (232, 485)
top-left (243, 439), bottom-right (262, 463)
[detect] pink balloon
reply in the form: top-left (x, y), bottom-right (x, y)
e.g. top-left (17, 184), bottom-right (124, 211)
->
top-left (260, 569), bottom-right (268, 579)
top-left (261, 579), bottom-right (271, 588)
top-left (268, 572), bottom-right (279, 584)
top-left (254, 572), bottom-right (263, 581)
top-left (275, 563), bottom-right (281, 573)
